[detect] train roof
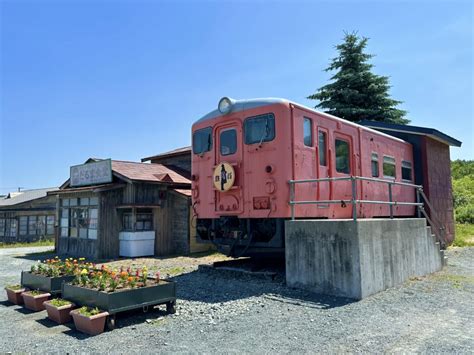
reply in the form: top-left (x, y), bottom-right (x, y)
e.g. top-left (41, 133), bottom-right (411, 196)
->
top-left (194, 97), bottom-right (408, 144)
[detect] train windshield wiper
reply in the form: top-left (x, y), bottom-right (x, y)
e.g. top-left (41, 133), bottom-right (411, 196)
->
top-left (258, 117), bottom-right (270, 147)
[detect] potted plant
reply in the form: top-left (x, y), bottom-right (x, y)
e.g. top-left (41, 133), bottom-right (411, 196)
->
top-left (70, 306), bottom-right (109, 335)
top-left (4, 284), bottom-right (27, 305)
top-left (22, 257), bottom-right (92, 295)
top-left (44, 298), bottom-right (76, 324)
top-left (21, 290), bottom-right (51, 311)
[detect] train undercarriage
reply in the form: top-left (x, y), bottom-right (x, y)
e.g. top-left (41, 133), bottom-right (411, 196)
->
top-left (196, 217), bottom-right (285, 258)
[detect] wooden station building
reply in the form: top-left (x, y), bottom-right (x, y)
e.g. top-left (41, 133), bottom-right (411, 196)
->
top-left (50, 156), bottom-right (208, 259)
top-left (0, 188), bottom-right (57, 243)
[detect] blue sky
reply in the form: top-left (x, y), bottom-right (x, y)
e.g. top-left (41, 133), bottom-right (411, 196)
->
top-left (1, 0), bottom-right (472, 191)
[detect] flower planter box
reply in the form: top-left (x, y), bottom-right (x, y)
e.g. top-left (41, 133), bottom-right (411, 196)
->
top-left (70, 309), bottom-right (109, 336)
top-left (62, 280), bottom-right (176, 329)
top-left (22, 291), bottom-right (51, 311)
top-left (21, 271), bottom-right (75, 295)
top-left (5, 287), bottom-right (27, 305)
top-left (44, 301), bottom-right (76, 324)
top-left (62, 280), bottom-right (176, 314)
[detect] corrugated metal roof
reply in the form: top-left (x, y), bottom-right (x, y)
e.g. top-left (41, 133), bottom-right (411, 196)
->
top-left (0, 187), bottom-right (58, 207)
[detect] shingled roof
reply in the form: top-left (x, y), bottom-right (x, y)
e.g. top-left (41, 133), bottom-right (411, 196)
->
top-left (111, 160), bottom-right (190, 184)
top-left (141, 146), bottom-right (191, 163)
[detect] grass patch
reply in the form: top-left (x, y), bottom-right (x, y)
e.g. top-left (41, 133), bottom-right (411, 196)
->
top-left (0, 239), bottom-right (54, 249)
top-left (162, 266), bottom-right (186, 276)
top-left (452, 223), bottom-right (474, 247)
top-left (432, 273), bottom-right (474, 288)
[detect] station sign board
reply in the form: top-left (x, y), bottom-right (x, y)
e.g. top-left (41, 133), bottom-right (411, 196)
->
top-left (70, 159), bottom-right (113, 187)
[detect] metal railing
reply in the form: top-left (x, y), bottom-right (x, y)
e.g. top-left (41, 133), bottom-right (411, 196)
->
top-left (288, 176), bottom-right (447, 247)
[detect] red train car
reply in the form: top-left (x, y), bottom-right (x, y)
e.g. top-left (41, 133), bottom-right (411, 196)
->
top-left (191, 97), bottom-right (416, 257)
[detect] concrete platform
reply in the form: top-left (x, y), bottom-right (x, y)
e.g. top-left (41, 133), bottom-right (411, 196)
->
top-left (285, 218), bottom-right (444, 300)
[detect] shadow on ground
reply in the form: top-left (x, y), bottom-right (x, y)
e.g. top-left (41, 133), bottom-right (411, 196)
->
top-left (169, 268), bottom-right (354, 309)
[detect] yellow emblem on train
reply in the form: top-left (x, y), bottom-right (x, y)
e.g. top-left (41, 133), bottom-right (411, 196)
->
top-left (213, 162), bottom-right (235, 192)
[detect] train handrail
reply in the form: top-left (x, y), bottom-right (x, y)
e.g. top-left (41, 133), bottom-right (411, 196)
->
top-left (288, 176), bottom-right (447, 248)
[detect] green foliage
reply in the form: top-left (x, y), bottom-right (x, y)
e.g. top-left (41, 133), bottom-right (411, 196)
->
top-left (28, 290), bottom-right (46, 296)
top-left (451, 160), bottom-right (474, 180)
top-left (78, 306), bottom-right (102, 317)
top-left (308, 32), bottom-right (408, 124)
top-left (49, 298), bottom-right (72, 307)
top-left (5, 284), bottom-right (23, 291)
top-left (451, 160), bottom-right (474, 224)
top-left (0, 239), bottom-right (54, 249)
top-left (453, 223), bottom-right (474, 247)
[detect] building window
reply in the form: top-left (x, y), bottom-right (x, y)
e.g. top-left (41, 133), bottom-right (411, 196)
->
top-left (244, 113), bottom-right (275, 145)
top-left (0, 218), bottom-right (5, 237)
top-left (37, 216), bottom-right (46, 235)
top-left (19, 217), bottom-right (28, 236)
top-left (122, 209), bottom-right (153, 231)
top-left (371, 153), bottom-right (379, 177)
top-left (123, 213), bottom-right (133, 231)
top-left (46, 216), bottom-right (55, 235)
top-left (193, 127), bottom-right (213, 155)
top-left (383, 156), bottom-right (396, 178)
top-left (319, 131), bottom-right (327, 166)
top-left (335, 139), bottom-right (350, 174)
top-left (60, 197), bottom-right (98, 239)
top-left (220, 129), bottom-right (237, 156)
top-left (402, 161), bottom-right (412, 181)
top-left (303, 118), bottom-right (312, 147)
top-left (28, 216), bottom-right (37, 235)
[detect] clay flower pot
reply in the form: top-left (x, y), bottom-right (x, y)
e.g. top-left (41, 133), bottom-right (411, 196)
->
top-left (5, 286), bottom-right (27, 305)
top-left (44, 300), bottom-right (76, 324)
top-left (21, 291), bottom-right (51, 311)
top-left (71, 309), bottom-right (109, 336)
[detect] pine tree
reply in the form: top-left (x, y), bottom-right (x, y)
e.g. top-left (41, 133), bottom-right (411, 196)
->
top-left (308, 32), bottom-right (409, 124)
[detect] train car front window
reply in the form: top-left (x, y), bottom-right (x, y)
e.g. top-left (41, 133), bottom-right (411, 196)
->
top-left (193, 127), bottom-right (213, 155)
top-left (335, 139), bottom-right (350, 174)
top-left (220, 129), bottom-right (237, 156)
top-left (244, 113), bottom-right (275, 145)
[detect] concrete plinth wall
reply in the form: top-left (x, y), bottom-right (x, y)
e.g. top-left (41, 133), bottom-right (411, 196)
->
top-left (285, 218), bottom-right (444, 300)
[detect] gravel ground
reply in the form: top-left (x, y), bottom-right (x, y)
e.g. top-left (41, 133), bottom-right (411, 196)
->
top-left (0, 246), bottom-right (473, 353)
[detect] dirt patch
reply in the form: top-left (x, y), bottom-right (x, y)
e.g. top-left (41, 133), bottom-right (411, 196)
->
top-left (98, 251), bottom-right (232, 277)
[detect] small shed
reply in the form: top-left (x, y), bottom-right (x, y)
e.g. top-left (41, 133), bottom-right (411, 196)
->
top-left (0, 188), bottom-right (58, 243)
top-left (50, 158), bottom-right (209, 259)
top-left (360, 121), bottom-right (462, 244)
top-left (141, 146), bottom-right (191, 174)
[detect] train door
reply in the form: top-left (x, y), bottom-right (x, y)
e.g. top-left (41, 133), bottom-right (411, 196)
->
top-left (317, 127), bottom-right (330, 203)
top-left (214, 122), bottom-right (244, 214)
top-left (332, 131), bottom-right (355, 218)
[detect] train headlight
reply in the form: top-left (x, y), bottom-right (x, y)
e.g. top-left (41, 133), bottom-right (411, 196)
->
top-left (218, 97), bottom-right (234, 114)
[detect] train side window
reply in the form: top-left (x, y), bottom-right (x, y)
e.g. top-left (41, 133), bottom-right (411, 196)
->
top-left (303, 118), bottom-right (312, 147)
top-left (371, 153), bottom-right (379, 177)
top-left (318, 131), bottom-right (327, 166)
top-left (220, 129), bottom-right (237, 156)
top-left (244, 113), bottom-right (275, 145)
top-left (401, 161), bottom-right (412, 181)
top-left (335, 139), bottom-right (350, 174)
top-left (383, 156), bottom-right (396, 178)
top-left (193, 127), bottom-right (213, 155)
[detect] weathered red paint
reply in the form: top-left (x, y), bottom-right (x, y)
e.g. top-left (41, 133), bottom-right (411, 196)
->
top-left (192, 100), bottom-right (416, 220)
